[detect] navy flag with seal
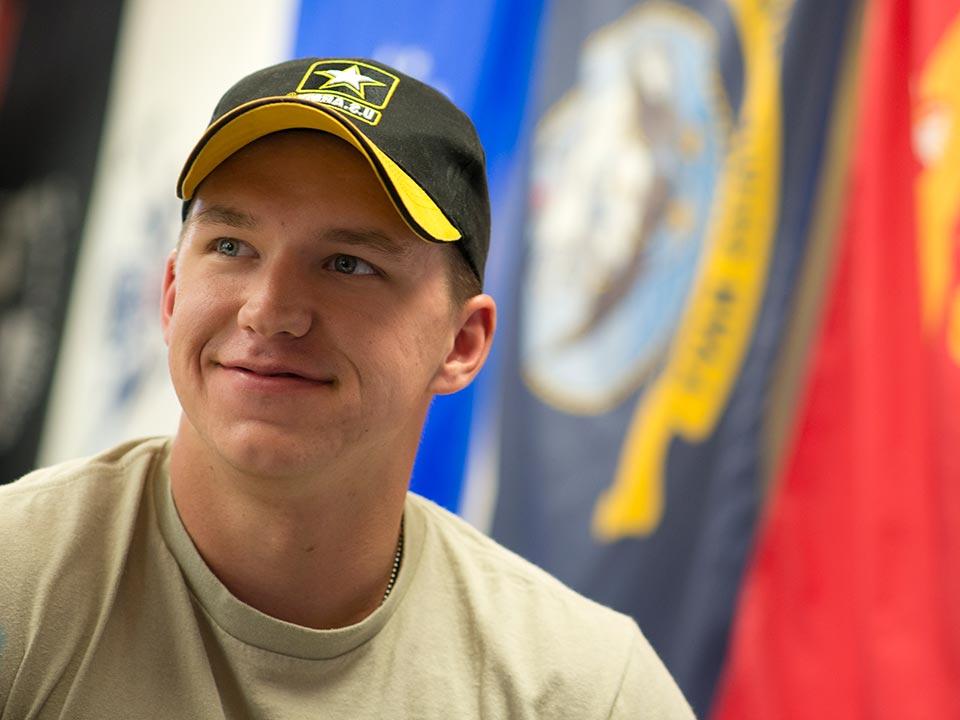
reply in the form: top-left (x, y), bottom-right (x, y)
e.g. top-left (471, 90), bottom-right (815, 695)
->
top-left (492, 0), bottom-right (860, 715)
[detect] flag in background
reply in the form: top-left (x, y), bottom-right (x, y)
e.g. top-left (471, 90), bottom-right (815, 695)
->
top-left (713, 0), bottom-right (960, 715)
top-left (0, 0), bottom-right (125, 483)
top-left (491, 0), bottom-right (859, 715)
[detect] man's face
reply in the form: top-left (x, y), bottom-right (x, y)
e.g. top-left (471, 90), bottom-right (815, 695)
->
top-left (162, 131), bottom-right (475, 481)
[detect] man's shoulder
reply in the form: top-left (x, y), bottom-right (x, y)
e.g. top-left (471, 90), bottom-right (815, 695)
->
top-left (0, 437), bottom-right (176, 711)
top-left (0, 437), bottom-right (169, 550)
top-left (2, 437), bottom-right (168, 492)
top-left (409, 491), bottom-right (629, 630)
top-left (405, 494), bottom-right (694, 718)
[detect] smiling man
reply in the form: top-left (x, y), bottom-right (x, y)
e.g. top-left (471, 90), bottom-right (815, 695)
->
top-left (0, 58), bottom-right (694, 718)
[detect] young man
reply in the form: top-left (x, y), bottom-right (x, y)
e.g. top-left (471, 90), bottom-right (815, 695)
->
top-left (0, 58), bottom-right (694, 718)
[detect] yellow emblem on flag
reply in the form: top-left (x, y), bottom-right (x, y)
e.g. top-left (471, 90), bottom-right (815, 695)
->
top-left (914, 14), bottom-right (960, 365)
top-left (593, 0), bottom-right (790, 539)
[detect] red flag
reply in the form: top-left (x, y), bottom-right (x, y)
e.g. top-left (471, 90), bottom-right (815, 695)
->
top-left (712, 0), bottom-right (960, 717)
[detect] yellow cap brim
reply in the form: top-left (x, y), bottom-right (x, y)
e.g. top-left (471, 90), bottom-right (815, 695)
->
top-left (178, 99), bottom-right (461, 243)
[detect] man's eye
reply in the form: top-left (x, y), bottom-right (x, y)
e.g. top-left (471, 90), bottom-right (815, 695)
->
top-left (330, 254), bottom-right (377, 276)
top-left (215, 238), bottom-right (249, 257)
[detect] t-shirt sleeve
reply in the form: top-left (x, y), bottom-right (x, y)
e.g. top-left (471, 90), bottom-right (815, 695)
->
top-left (607, 625), bottom-right (697, 720)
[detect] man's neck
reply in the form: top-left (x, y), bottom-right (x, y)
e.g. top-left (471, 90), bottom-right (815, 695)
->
top-left (168, 422), bottom-right (410, 629)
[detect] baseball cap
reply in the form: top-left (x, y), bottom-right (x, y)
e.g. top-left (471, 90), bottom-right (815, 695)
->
top-left (177, 57), bottom-right (490, 282)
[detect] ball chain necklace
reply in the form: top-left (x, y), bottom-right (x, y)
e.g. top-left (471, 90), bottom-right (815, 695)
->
top-left (381, 517), bottom-right (405, 604)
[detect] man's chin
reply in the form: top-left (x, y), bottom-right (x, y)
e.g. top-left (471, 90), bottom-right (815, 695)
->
top-left (211, 424), bottom-right (343, 482)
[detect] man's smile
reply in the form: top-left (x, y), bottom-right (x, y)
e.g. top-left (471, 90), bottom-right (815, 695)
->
top-left (216, 360), bottom-right (334, 389)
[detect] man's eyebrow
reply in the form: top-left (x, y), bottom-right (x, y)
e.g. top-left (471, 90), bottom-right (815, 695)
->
top-left (319, 228), bottom-right (416, 258)
top-left (188, 205), bottom-right (260, 230)
top-left (186, 208), bottom-right (417, 258)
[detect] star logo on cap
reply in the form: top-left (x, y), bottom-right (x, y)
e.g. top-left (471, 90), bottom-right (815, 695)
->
top-left (313, 64), bottom-right (386, 99)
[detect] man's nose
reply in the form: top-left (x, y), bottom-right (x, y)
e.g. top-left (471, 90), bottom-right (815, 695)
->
top-left (237, 264), bottom-right (313, 339)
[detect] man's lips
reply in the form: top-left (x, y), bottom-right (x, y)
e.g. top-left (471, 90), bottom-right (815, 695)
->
top-left (217, 361), bottom-right (331, 384)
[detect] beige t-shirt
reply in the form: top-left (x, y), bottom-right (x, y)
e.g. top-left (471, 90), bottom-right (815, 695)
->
top-left (0, 438), bottom-right (694, 719)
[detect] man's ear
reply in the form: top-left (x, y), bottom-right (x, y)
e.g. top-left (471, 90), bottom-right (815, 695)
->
top-left (160, 249), bottom-right (178, 346)
top-left (430, 294), bottom-right (497, 395)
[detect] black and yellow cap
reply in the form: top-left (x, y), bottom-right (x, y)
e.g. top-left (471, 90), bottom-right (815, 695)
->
top-left (177, 57), bottom-right (490, 282)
